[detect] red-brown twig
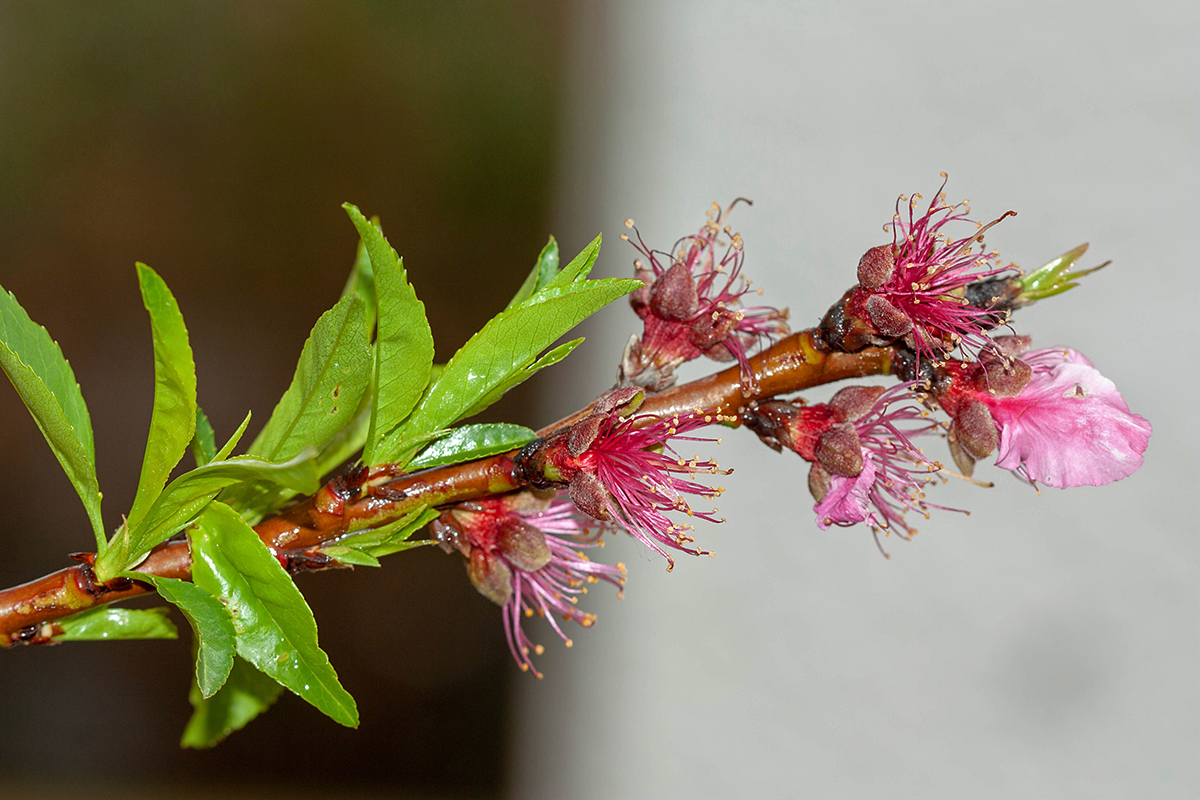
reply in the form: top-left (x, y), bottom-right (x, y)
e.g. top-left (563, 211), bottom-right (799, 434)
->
top-left (0, 329), bottom-right (890, 644)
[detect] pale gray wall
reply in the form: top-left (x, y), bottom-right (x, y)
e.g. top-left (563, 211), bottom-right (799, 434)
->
top-left (512, 2), bottom-right (1199, 798)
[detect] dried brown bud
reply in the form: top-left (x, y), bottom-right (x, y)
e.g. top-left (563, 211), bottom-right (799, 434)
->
top-left (865, 294), bottom-right (914, 338)
top-left (954, 399), bottom-right (999, 459)
top-left (649, 262), bottom-right (700, 321)
top-left (815, 422), bottom-right (864, 477)
top-left (497, 518), bottom-right (553, 573)
top-left (569, 470), bottom-right (613, 521)
top-left (829, 385), bottom-right (887, 422)
top-left (808, 462), bottom-right (832, 503)
top-left (467, 548), bottom-right (513, 606)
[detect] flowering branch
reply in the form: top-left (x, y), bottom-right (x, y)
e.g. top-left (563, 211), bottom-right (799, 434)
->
top-left (0, 179), bottom-right (1150, 743)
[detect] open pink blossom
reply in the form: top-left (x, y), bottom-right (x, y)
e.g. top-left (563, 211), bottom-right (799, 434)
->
top-left (540, 392), bottom-right (730, 570)
top-left (846, 176), bottom-right (1015, 362)
top-left (620, 202), bottom-right (789, 389)
top-left (810, 384), bottom-right (952, 541)
top-left (977, 347), bottom-right (1151, 488)
top-left (432, 496), bottom-right (625, 678)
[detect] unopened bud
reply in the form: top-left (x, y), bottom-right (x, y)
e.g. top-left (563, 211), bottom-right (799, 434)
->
top-left (954, 400), bottom-right (999, 459)
top-left (829, 385), bottom-right (886, 422)
top-left (857, 245), bottom-right (895, 289)
top-left (467, 548), bottom-right (513, 606)
top-left (815, 422), bottom-right (864, 477)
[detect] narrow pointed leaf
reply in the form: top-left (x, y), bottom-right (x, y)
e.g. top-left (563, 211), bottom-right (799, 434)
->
top-left (506, 236), bottom-right (560, 310)
top-left (340, 224), bottom-right (378, 331)
top-left (379, 272), bottom-right (639, 464)
top-left (456, 337), bottom-right (581, 422)
top-left (191, 408), bottom-right (217, 468)
top-left (52, 606), bottom-right (177, 642)
top-left (0, 283), bottom-right (104, 547)
top-left (127, 263), bottom-right (197, 531)
top-left (189, 502), bottom-right (358, 728)
top-left (329, 506), bottom-right (439, 562)
top-left (181, 656), bottom-right (283, 748)
top-left (134, 574), bottom-right (235, 698)
top-left (407, 423), bottom-right (536, 470)
top-left (98, 443), bottom-right (318, 578)
top-left (245, 293), bottom-right (371, 462)
top-left (344, 204), bottom-right (435, 464)
top-left (543, 233), bottom-right (601, 291)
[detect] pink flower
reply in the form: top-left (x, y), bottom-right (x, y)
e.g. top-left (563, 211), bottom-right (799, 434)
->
top-left (842, 176), bottom-right (1015, 361)
top-left (744, 384), bottom-right (952, 545)
top-left (432, 495), bottom-right (626, 679)
top-left (537, 390), bottom-right (730, 570)
top-left (977, 347), bottom-right (1152, 488)
top-left (810, 385), bottom-right (950, 540)
top-left (620, 202), bottom-right (789, 390)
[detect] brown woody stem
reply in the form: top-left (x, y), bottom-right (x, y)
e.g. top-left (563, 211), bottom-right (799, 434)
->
top-left (0, 329), bottom-right (889, 644)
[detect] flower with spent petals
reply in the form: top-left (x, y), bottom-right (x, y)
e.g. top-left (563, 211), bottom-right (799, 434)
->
top-left (529, 388), bottom-right (731, 570)
top-left (619, 201), bottom-right (790, 390)
top-left (431, 493), bottom-right (626, 678)
top-left (745, 383), bottom-right (953, 546)
top-left (933, 342), bottom-right (1152, 488)
top-left (820, 175), bottom-right (1016, 361)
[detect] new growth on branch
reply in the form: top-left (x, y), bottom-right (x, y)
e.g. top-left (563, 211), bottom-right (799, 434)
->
top-left (0, 176), bottom-right (1151, 745)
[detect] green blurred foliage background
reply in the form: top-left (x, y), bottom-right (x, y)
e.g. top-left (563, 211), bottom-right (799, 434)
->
top-left (0, 2), bottom-right (567, 796)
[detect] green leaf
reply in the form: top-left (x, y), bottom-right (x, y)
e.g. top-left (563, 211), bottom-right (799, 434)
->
top-left (244, 293), bottom-right (371, 463)
top-left (52, 606), bottom-right (178, 642)
top-left (96, 425), bottom-right (319, 579)
top-left (344, 204), bottom-right (435, 465)
top-left (133, 574), bottom-right (235, 699)
top-left (456, 337), bottom-right (581, 422)
top-left (191, 408), bottom-right (217, 468)
top-left (0, 283), bottom-right (104, 549)
top-left (407, 423), bottom-right (537, 470)
top-left (328, 506), bottom-right (439, 562)
top-left (181, 655), bottom-right (283, 748)
top-left (542, 233), bottom-right (601, 292)
top-left (506, 236), bottom-right (560, 310)
top-left (127, 263), bottom-right (197, 532)
top-left (340, 224), bottom-right (378, 331)
top-left (189, 502), bottom-right (358, 728)
top-left (1016, 243), bottom-right (1110, 304)
top-left (378, 270), bottom-right (639, 464)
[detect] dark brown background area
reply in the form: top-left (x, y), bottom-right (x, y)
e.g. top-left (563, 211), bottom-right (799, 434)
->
top-left (0, 2), bottom-right (567, 796)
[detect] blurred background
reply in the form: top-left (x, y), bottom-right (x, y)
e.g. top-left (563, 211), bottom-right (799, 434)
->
top-left (0, 2), bottom-right (1196, 798)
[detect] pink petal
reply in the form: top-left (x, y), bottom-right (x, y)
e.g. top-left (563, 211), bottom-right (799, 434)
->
top-left (982, 347), bottom-right (1151, 488)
